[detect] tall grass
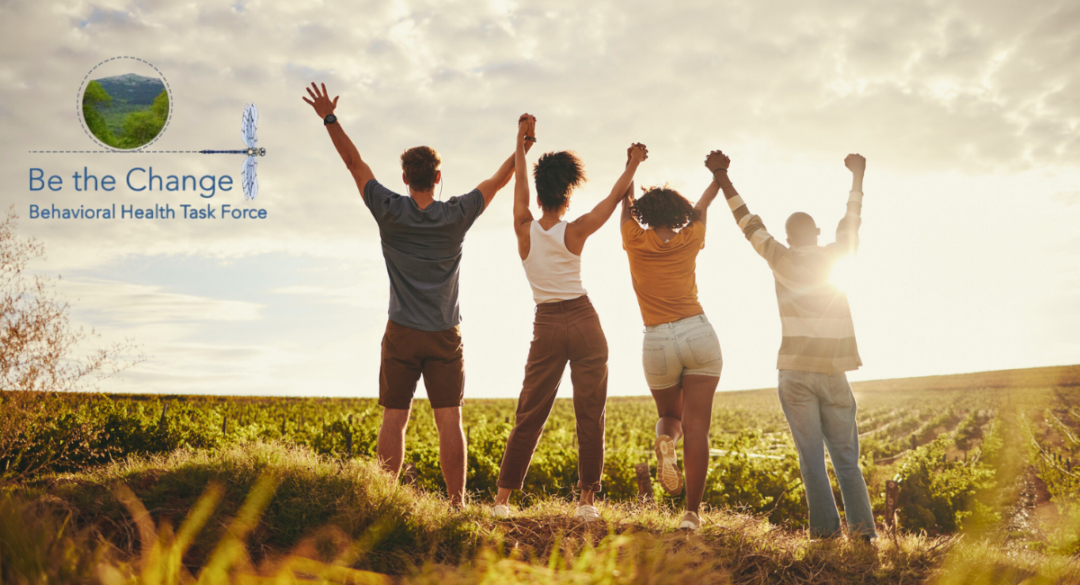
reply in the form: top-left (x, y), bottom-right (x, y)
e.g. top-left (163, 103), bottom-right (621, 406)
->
top-left (3, 442), bottom-right (1080, 584)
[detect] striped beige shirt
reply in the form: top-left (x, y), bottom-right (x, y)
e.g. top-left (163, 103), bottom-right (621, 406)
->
top-left (728, 190), bottom-right (864, 373)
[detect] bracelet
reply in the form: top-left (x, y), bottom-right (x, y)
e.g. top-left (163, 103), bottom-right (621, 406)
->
top-left (711, 167), bottom-right (728, 174)
top-left (524, 136), bottom-right (537, 142)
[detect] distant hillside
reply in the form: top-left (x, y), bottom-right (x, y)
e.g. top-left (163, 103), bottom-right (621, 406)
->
top-left (729, 364), bottom-right (1080, 395)
top-left (851, 364), bottom-right (1080, 393)
top-left (93, 73), bottom-right (165, 106)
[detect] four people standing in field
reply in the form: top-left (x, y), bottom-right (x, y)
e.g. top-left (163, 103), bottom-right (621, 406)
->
top-left (305, 82), bottom-right (874, 539)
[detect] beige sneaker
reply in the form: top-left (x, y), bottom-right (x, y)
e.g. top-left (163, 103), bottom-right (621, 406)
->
top-left (492, 504), bottom-right (511, 519)
top-left (679, 511), bottom-right (701, 531)
top-left (655, 435), bottom-right (684, 495)
top-left (575, 504), bottom-right (601, 522)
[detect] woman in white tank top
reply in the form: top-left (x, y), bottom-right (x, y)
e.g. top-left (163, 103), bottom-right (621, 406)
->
top-left (492, 114), bottom-right (648, 522)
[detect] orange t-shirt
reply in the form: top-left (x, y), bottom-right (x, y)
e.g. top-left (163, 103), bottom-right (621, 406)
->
top-left (621, 219), bottom-right (706, 326)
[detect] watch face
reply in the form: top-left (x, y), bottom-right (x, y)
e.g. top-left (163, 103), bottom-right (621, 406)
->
top-left (324, 114), bottom-right (337, 124)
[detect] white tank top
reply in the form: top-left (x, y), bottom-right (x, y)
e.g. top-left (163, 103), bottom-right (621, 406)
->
top-left (522, 220), bottom-right (588, 304)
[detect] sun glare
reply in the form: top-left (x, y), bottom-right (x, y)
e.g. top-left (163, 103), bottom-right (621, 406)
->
top-left (830, 255), bottom-right (857, 293)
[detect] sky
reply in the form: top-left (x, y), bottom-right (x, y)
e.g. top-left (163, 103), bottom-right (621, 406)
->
top-left (0, 0), bottom-right (1078, 398)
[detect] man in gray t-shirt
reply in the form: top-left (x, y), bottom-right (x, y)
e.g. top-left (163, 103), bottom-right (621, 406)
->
top-left (304, 83), bottom-right (531, 506)
top-left (363, 179), bottom-right (484, 331)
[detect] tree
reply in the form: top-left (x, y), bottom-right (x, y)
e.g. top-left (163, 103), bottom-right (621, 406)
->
top-left (150, 88), bottom-right (169, 119)
top-left (0, 209), bottom-right (140, 480)
top-left (117, 90), bottom-right (168, 148)
top-left (82, 80), bottom-right (117, 147)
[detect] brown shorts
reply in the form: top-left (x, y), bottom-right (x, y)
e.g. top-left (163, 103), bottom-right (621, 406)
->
top-left (378, 319), bottom-right (465, 410)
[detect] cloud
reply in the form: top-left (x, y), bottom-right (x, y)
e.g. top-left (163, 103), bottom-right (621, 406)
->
top-left (5, 0), bottom-right (1078, 266)
top-left (56, 278), bottom-right (263, 324)
top-left (270, 283), bottom-right (383, 309)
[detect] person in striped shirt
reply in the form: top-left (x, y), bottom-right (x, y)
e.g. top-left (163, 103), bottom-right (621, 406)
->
top-left (708, 149), bottom-right (876, 541)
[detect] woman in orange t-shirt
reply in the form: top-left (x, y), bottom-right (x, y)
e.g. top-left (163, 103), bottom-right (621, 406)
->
top-left (619, 154), bottom-right (725, 531)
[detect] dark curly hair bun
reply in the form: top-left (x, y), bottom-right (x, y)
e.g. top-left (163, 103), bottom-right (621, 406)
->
top-left (533, 151), bottom-right (586, 211)
top-left (631, 185), bottom-right (698, 229)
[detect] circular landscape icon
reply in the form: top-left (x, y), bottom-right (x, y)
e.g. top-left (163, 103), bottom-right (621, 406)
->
top-left (81, 67), bottom-right (170, 150)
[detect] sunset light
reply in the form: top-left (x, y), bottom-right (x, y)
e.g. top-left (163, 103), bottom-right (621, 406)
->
top-left (3, 1), bottom-right (1080, 580)
top-left (830, 254), bottom-right (857, 294)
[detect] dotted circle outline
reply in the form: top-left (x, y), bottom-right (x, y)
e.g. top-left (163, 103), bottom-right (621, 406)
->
top-left (76, 56), bottom-right (174, 152)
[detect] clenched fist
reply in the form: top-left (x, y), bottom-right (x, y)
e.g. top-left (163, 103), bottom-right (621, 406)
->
top-left (844, 154), bottom-right (866, 174)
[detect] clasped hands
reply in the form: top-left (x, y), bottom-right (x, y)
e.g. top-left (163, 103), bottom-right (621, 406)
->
top-left (703, 149), bottom-right (865, 176)
top-left (517, 114), bottom-right (537, 150)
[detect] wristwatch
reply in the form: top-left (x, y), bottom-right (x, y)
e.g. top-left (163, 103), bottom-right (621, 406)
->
top-left (323, 114), bottom-right (337, 126)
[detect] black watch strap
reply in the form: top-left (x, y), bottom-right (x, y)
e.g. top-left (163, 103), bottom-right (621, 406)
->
top-left (323, 113), bottom-right (338, 126)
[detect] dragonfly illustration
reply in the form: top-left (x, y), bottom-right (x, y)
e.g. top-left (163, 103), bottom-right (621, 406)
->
top-left (200, 103), bottom-right (266, 200)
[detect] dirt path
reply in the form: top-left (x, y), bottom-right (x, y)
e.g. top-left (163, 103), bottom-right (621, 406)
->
top-left (1003, 466), bottom-right (1053, 546)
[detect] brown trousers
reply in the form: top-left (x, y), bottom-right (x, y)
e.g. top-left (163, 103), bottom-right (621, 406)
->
top-left (497, 295), bottom-right (608, 492)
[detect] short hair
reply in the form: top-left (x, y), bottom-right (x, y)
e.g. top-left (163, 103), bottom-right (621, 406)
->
top-left (631, 185), bottom-right (698, 229)
top-left (533, 151), bottom-right (586, 211)
top-left (400, 146), bottom-right (441, 192)
top-left (785, 212), bottom-right (817, 239)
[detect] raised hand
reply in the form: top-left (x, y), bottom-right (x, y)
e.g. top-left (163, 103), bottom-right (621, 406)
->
top-left (517, 114), bottom-right (537, 154)
top-left (705, 150), bottom-right (730, 174)
top-left (628, 142), bottom-right (648, 164)
top-left (302, 82), bottom-right (338, 119)
top-left (844, 153), bottom-right (866, 175)
top-left (518, 113), bottom-right (537, 139)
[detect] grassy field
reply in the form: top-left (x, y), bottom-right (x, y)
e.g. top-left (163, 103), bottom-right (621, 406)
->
top-left (2, 364), bottom-right (1080, 583)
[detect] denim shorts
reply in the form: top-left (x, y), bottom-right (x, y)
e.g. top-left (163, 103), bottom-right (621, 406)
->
top-left (641, 314), bottom-right (723, 390)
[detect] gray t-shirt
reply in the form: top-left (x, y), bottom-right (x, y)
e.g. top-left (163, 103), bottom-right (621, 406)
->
top-left (363, 179), bottom-right (485, 331)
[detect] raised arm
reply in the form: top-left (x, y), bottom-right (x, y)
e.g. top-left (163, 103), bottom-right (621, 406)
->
top-left (513, 114), bottom-right (536, 260)
top-left (832, 154), bottom-right (866, 255)
top-left (620, 179), bottom-right (635, 226)
top-left (569, 143), bottom-right (647, 247)
top-left (705, 150), bottom-right (789, 270)
top-left (478, 132), bottom-right (533, 210)
top-left (513, 114), bottom-right (537, 229)
top-left (693, 150), bottom-right (724, 225)
top-left (303, 83), bottom-right (375, 200)
top-left (693, 179), bottom-right (722, 226)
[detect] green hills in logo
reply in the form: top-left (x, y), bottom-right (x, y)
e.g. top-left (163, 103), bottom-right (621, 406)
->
top-left (83, 73), bottom-right (169, 149)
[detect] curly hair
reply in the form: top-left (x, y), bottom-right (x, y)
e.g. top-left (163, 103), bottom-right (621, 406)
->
top-left (400, 146), bottom-right (441, 192)
top-left (631, 185), bottom-right (698, 229)
top-left (533, 151), bottom-right (586, 211)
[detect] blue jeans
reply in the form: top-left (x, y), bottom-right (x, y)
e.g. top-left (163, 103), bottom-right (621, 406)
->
top-left (777, 369), bottom-right (876, 538)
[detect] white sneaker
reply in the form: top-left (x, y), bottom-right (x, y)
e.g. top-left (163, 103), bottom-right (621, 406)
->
top-left (575, 504), bottom-right (600, 522)
top-left (655, 435), bottom-right (684, 495)
top-left (492, 504), bottom-right (511, 519)
top-left (678, 511), bottom-right (701, 531)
